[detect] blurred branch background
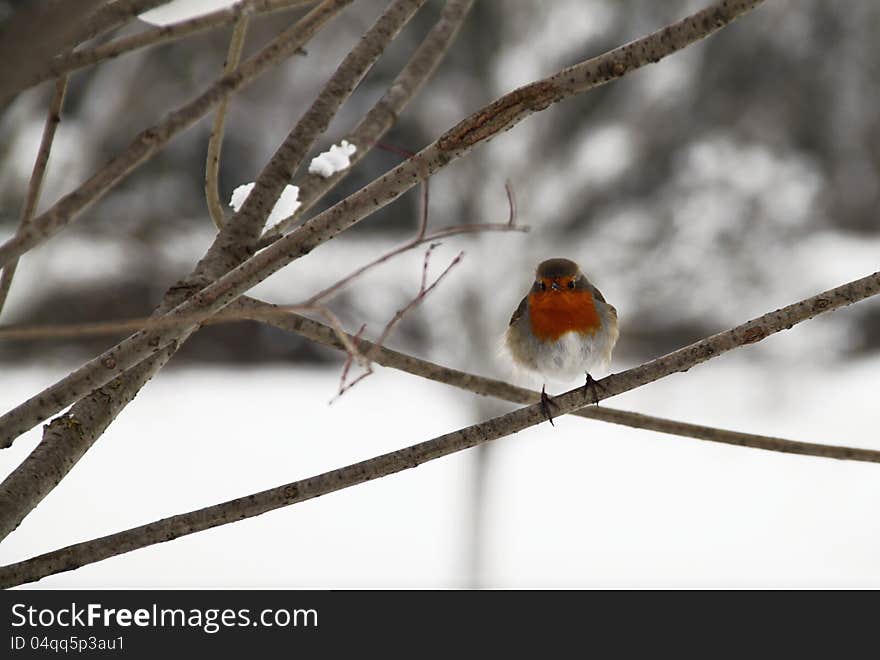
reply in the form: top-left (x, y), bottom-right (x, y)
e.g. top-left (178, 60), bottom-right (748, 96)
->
top-left (1, 0), bottom-right (879, 587)
top-left (2, 0), bottom-right (877, 365)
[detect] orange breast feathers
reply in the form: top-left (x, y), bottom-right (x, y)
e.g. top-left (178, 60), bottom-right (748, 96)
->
top-left (528, 289), bottom-right (601, 341)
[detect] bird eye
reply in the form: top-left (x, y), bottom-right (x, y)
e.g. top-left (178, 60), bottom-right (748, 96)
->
top-left (567, 280), bottom-right (575, 289)
top-left (538, 281), bottom-right (546, 291)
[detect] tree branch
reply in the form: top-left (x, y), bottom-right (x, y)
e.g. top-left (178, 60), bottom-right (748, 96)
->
top-left (0, 76), bottom-right (68, 319)
top-left (205, 15), bottom-right (251, 230)
top-left (7, 288), bottom-right (869, 464)
top-left (258, 0), bottom-right (476, 245)
top-left (332, 246), bottom-right (464, 397)
top-left (0, 0), bottom-right (767, 450)
top-left (0, 0), bottom-right (353, 270)
top-left (1, 268), bottom-right (877, 587)
top-left (0, 347), bottom-right (179, 543)
top-left (239, 299), bottom-right (880, 462)
top-left (203, 0), bottom-right (427, 273)
top-left (0, 0), bottom-right (444, 543)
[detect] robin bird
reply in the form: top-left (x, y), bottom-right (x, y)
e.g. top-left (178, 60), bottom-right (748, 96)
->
top-left (504, 258), bottom-right (619, 425)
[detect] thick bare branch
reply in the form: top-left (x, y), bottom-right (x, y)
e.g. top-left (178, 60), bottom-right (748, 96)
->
top-left (0, 0), bottom-right (766, 448)
top-left (1, 268), bottom-right (878, 587)
top-left (0, 348), bottom-right (179, 543)
top-left (74, 0), bottom-right (174, 44)
top-left (0, 76), bottom-right (69, 319)
top-left (27, 1), bottom-right (314, 91)
top-left (0, 0), bottom-right (353, 270)
top-left (205, 15), bottom-right (251, 230)
top-left (256, 0), bottom-right (766, 258)
top-left (259, 0), bottom-right (476, 244)
top-left (0, 0), bottom-right (176, 109)
top-left (203, 0), bottom-right (427, 273)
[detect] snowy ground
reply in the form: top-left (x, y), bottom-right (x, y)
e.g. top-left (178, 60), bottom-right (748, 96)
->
top-left (2, 352), bottom-right (879, 589)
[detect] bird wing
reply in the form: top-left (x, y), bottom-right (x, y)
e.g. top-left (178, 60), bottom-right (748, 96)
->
top-left (590, 284), bottom-right (607, 303)
top-left (590, 283), bottom-right (618, 319)
top-left (508, 294), bottom-right (528, 327)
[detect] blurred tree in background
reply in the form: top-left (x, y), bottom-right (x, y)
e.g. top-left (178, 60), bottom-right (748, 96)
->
top-left (2, 0), bottom-right (877, 373)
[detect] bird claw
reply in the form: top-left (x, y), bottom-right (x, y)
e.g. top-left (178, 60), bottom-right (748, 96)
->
top-left (583, 373), bottom-right (603, 405)
top-left (540, 384), bottom-right (557, 426)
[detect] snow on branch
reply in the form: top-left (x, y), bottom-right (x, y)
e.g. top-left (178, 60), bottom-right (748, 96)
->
top-left (229, 182), bottom-right (302, 228)
top-left (308, 140), bottom-right (357, 177)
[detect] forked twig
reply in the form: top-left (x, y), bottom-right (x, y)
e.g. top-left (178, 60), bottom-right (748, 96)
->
top-left (375, 247), bottom-right (461, 359)
top-left (331, 246), bottom-right (464, 399)
top-left (213, 0), bottom-right (427, 261)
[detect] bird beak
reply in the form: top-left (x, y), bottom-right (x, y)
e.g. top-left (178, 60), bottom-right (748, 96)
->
top-left (550, 281), bottom-right (561, 291)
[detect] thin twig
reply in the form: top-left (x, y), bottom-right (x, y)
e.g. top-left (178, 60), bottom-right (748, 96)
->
top-left (0, 76), bottom-right (69, 319)
top-left (334, 247), bottom-right (464, 398)
top-left (0, 0), bottom-right (353, 270)
top-left (205, 15), bottom-right (251, 230)
top-left (2, 269), bottom-right (879, 587)
top-left (504, 180), bottom-right (516, 227)
top-left (379, 247), bottom-right (454, 359)
top-left (304, 226), bottom-right (525, 306)
top-left (0, 0), bottom-right (768, 449)
top-left (336, 322), bottom-right (368, 392)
